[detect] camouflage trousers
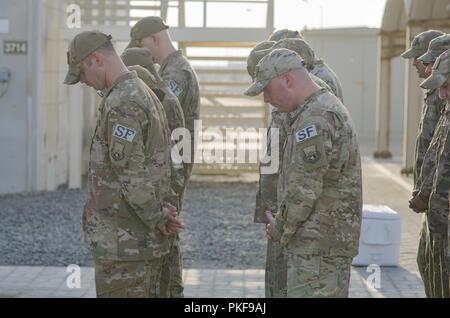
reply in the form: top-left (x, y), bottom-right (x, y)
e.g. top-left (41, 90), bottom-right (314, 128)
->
top-left (286, 253), bottom-right (352, 298)
top-left (417, 216), bottom-right (449, 298)
top-left (160, 235), bottom-right (184, 298)
top-left (265, 239), bottom-right (287, 298)
top-left (94, 258), bottom-right (164, 298)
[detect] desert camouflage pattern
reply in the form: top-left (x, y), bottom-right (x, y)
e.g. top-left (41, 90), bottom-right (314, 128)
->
top-left (159, 50), bottom-right (200, 185)
top-left (276, 89), bottom-right (362, 297)
top-left (83, 71), bottom-right (172, 261)
top-left (95, 258), bottom-right (164, 298)
top-left (286, 254), bottom-right (352, 298)
top-left (413, 89), bottom-right (446, 190)
top-left (311, 61), bottom-right (344, 103)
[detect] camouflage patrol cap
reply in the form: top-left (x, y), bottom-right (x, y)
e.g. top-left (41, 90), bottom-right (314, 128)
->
top-left (64, 30), bottom-right (113, 85)
top-left (418, 34), bottom-right (450, 64)
top-left (127, 16), bottom-right (169, 49)
top-left (244, 48), bottom-right (305, 96)
top-left (401, 30), bottom-right (444, 59)
top-left (247, 40), bottom-right (275, 78)
top-left (272, 38), bottom-right (316, 70)
top-left (121, 48), bottom-right (164, 85)
top-left (269, 29), bottom-right (303, 42)
top-left (420, 49), bottom-right (450, 89)
top-left (128, 65), bottom-right (158, 89)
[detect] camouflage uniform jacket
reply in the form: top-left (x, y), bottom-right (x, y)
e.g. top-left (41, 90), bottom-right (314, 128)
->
top-left (417, 103), bottom-right (450, 234)
top-left (83, 72), bottom-right (172, 261)
top-left (416, 102), bottom-right (450, 199)
top-left (414, 89), bottom-right (447, 190)
top-left (311, 60), bottom-right (344, 103)
top-left (159, 50), bottom-right (200, 143)
top-left (254, 75), bottom-right (331, 223)
top-left (255, 111), bottom-right (286, 223)
top-left (276, 88), bottom-right (362, 257)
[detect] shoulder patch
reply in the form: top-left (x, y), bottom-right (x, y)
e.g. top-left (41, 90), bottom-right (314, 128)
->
top-left (295, 125), bottom-right (318, 143)
top-left (113, 124), bottom-right (137, 142)
top-left (111, 142), bottom-right (125, 161)
top-left (168, 80), bottom-right (184, 97)
top-left (302, 145), bottom-right (321, 164)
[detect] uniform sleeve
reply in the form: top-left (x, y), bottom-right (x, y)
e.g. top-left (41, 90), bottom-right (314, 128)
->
top-left (161, 97), bottom-right (186, 209)
top-left (416, 112), bottom-right (445, 197)
top-left (162, 71), bottom-right (189, 110)
top-left (278, 115), bottom-right (335, 246)
top-left (255, 112), bottom-right (283, 223)
top-left (106, 103), bottom-right (167, 231)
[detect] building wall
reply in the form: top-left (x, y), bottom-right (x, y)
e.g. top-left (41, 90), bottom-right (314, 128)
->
top-left (0, 0), bottom-right (32, 193)
top-left (0, 0), bottom-right (72, 194)
top-left (303, 28), bottom-right (405, 151)
top-left (41, 0), bottom-right (70, 191)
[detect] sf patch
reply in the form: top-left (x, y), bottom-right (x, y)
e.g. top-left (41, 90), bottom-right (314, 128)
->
top-left (111, 142), bottom-right (125, 161)
top-left (302, 145), bottom-right (321, 164)
top-left (295, 125), bottom-right (318, 143)
top-left (113, 124), bottom-right (136, 142)
top-left (168, 80), bottom-right (184, 97)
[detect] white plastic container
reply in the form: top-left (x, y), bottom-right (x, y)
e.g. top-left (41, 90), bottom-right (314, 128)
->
top-left (352, 205), bottom-right (402, 267)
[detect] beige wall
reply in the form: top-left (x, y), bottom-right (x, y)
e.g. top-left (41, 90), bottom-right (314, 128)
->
top-left (40, 0), bottom-right (70, 191)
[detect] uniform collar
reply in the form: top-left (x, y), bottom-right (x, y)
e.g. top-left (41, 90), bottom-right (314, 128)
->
top-left (286, 88), bottom-right (327, 126)
top-left (159, 50), bottom-right (183, 72)
top-left (99, 71), bottom-right (136, 112)
top-left (103, 71), bottom-right (135, 99)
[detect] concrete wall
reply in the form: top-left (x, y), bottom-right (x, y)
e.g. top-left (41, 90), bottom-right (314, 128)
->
top-left (303, 28), bottom-right (405, 152)
top-left (0, 0), bottom-right (29, 193)
top-left (0, 0), bottom-right (73, 194)
top-left (41, 0), bottom-right (70, 191)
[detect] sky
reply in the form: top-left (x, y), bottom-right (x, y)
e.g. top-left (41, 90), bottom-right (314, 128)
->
top-left (162, 0), bottom-right (388, 30)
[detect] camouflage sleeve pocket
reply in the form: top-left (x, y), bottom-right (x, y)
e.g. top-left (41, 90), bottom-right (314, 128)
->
top-left (110, 141), bottom-right (129, 167)
top-left (295, 136), bottom-right (328, 171)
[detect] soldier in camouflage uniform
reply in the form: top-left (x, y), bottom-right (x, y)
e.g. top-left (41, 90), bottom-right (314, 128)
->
top-left (245, 49), bottom-right (362, 298)
top-left (121, 47), bottom-right (187, 298)
top-left (127, 17), bottom-right (200, 298)
top-left (268, 38), bottom-right (344, 102)
top-left (402, 31), bottom-right (448, 298)
top-left (64, 31), bottom-right (184, 298)
top-left (248, 40), bottom-right (288, 298)
top-left (127, 16), bottom-right (200, 193)
top-left (413, 48), bottom-right (450, 298)
top-left (248, 41), bottom-right (335, 298)
top-left (403, 30), bottom-right (444, 193)
top-left (269, 29), bottom-right (303, 42)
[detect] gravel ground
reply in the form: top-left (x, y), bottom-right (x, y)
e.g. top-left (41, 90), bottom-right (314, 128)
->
top-left (0, 181), bottom-right (266, 269)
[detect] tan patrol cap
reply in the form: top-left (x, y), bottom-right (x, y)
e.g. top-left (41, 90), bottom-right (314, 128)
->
top-left (64, 30), bottom-right (113, 85)
top-left (126, 16), bottom-right (169, 49)
top-left (401, 30), bottom-right (444, 59)
top-left (121, 48), bottom-right (163, 85)
top-left (247, 40), bottom-right (275, 79)
top-left (244, 48), bottom-right (305, 96)
top-left (420, 49), bottom-right (450, 90)
top-left (418, 34), bottom-right (450, 64)
top-left (269, 29), bottom-right (303, 42)
top-left (272, 38), bottom-right (316, 70)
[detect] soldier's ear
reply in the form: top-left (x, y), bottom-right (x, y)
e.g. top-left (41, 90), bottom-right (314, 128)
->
top-left (90, 52), bottom-right (103, 67)
top-left (284, 73), bottom-right (295, 89)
